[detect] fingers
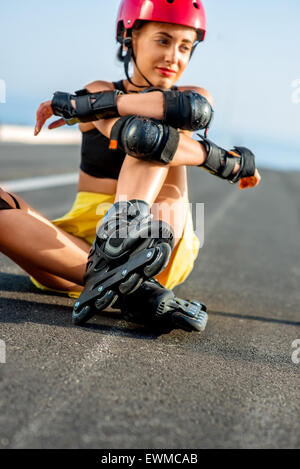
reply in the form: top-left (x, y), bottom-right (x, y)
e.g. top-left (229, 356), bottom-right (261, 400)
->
top-left (239, 171), bottom-right (261, 190)
top-left (34, 100), bottom-right (53, 136)
top-left (34, 101), bottom-right (65, 135)
top-left (48, 118), bottom-right (65, 130)
top-left (34, 105), bottom-right (43, 136)
top-left (239, 176), bottom-right (256, 189)
top-left (34, 123), bottom-right (42, 136)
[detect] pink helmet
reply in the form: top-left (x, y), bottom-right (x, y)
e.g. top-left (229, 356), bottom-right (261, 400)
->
top-left (116, 0), bottom-right (206, 44)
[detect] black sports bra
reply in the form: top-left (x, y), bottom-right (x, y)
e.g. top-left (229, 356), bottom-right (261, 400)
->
top-left (80, 80), bottom-right (127, 180)
top-left (80, 80), bottom-right (178, 180)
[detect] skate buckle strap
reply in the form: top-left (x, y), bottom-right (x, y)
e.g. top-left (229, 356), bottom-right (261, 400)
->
top-left (171, 299), bottom-right (208, 332)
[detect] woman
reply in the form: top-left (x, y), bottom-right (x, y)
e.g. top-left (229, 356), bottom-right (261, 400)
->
top-left (0, 0), bottom-right (261, 332)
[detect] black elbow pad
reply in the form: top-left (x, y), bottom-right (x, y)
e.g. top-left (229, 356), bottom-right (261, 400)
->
top-left (163, 90), bottom-right (213, 131)
top-left (109, 116), bottom-right (180, 165)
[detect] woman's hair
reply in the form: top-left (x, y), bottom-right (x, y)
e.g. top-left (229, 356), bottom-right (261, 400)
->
top-left (116, 20), bottom-right (147, 63)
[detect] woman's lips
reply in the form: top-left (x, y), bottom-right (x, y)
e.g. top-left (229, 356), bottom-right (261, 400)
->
top-left (157, 68), bottom-right (176, 77)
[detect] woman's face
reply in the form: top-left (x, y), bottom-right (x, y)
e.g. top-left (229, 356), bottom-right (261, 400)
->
top-left (132, 21), bottom-right (197, 88)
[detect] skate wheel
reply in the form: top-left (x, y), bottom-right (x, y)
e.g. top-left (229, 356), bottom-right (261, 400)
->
top-left (95, 290), bottom-right (118, 312)
top-left (144, 243), bottom-right (171, 278)
top-left (119, 273), bottom-right (143, 295)
top-left (72, 305), bottom-right (92, 326)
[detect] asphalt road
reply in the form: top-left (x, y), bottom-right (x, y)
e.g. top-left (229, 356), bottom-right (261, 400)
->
top-left (0, 143), bottom-right (299, 449)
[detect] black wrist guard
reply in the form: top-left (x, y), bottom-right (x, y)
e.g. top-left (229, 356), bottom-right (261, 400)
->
top-left (109, 115), bottom-right (180, 165)
top-left (141, 88), bottom-right (213, 131)
top-left (198, 136), bottom-right (256, 184)
top-left (51, 88), bottom-right (124, 125)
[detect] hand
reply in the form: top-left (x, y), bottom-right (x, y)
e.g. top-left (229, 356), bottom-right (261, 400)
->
top-left (239, 169), bottom-right (261, 190)
top-left (34, 100), bottom-right (65, 136)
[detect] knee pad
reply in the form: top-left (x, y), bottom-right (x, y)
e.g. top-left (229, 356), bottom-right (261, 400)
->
top-left (109, 116), bottom-right (179, 164)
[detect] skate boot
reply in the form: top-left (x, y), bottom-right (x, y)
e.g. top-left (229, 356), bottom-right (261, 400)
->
top-left (72, 199), bottom-right (174, 325)
top-left (116, 278), bottom-right (208, 332)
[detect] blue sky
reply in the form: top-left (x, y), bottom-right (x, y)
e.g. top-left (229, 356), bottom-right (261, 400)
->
top-left (0, 0), bottom-right (299, 163)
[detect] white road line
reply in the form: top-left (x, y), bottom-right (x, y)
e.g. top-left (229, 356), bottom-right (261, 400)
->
top-left (0, 173), bottom-right (78, 192)
top-left (204, 190), bottom-right (240, 237)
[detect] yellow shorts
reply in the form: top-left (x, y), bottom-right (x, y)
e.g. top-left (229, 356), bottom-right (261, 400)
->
top-left (30, 191), bottom-right (200, 298)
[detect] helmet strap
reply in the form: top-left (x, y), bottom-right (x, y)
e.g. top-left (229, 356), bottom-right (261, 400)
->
top-left (190, 41), bottom-right (200, 60)
top-left (122, 35), bottom-right (154, 89)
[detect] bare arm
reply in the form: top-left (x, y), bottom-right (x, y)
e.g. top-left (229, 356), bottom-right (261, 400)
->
top-left (35, 81), bottom-right (259, 189)
top-left (86, 80), bottom-right (214, 122)
top-left (94, 116), bottom-right (261, 189)
top-left (87, 82), bottom-right (260, 188)
top-left (35, 79), bottom-right (212, 134)
top-left (116, 87), bottom-right (213, 120)
top-left (87, 81), bottom-right (213, 166)
top-left (94, 117), bottom-right (207, 167)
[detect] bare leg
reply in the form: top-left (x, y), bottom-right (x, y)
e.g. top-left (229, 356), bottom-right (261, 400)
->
top-left (0, 129), bottom-right (191, 294)
top-left (114, 156), bottom-right (169, 205)
top-left (152, 165), bottom-right (188, 245)
top-left (114, 154), bottom-right (188, 241)
top-left (151, 166), bottom-right (189, 285)
top-left (0, 189), bottom-right (90, 291)
top-left (0, 161), bottom-right (185, 293)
